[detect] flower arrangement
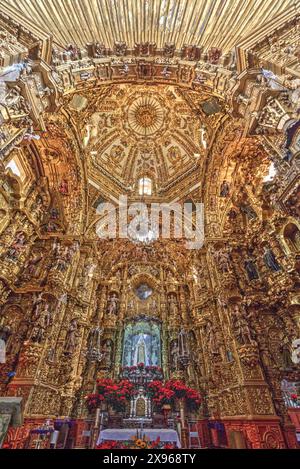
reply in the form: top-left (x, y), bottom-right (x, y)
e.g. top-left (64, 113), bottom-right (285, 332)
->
top-left (130, 435), bottom-right (176, 449)
top-left (85, 393), bottom-right (105, 412)
top-left (96, 436), bottom-right (176, 450)
top-left (86, 377), bottom-right (201, 414)
top-left (147, 380), bottom-right (165, 397)
top-left (290, 393), bottom-right (298, 402)
top-left (146, 380), bottom-right (175, 409)
top-left (85, 378), bottom-right (135, 413)
top-left (146, 379), bottom-right (201, 412)
top-left (165, 380), bottom-right (188, 399)
top-left (96, 441), bottom-right (126, 449)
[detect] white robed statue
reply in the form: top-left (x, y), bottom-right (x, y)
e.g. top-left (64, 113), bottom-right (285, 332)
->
top-left (133, 334), bottom-right (149, 365)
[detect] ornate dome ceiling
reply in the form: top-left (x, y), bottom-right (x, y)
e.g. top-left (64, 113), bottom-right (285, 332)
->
top-left (0, 0), bottom-right (296, 52)
top-left (75, 83), bottom-right (215, 196)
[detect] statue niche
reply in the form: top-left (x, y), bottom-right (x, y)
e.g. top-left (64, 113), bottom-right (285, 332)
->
top-left (168, 293), bottom-right (180, 321)
top-left (101, 338), bottom-right (114, 369)
top-left (64, 319), bottom-right (79, 356)
top-left (230, 304), bottom-right (253, 344)
top-left (122, 318), bottom-right (161, 367)
top-left (107, 292), bottom-right (119, 315)
top-left (169, 338), bottom-right (179, 371)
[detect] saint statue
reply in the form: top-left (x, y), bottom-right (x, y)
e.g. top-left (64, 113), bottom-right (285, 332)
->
top-left (95, 43), bottom-right (106, 57)
top-left (87, 327), bottom-right (103, 362)
top-left (127, 299), bottom-right (135, 314)
top-left (23, 253), bottom-right (43, 277)
top-left (170, 339), bottom-right (179, 370)
top-left (220, 180), bottom-right (230, 197)
top-left (206, 321), bottom-right (222, 356)
top-left (168, 294), bottom-right (179, 318)
top-left (30, 303), bottom-right (52, 344)
top-left (64, 319), bottom-right (78, 355)
top-left (31, 293), bottom-right (44, 320)
top-left (80, 261), bottom-right (96, 288)
top-left (231, 304), bottom-right (254, 345)
top-left (107, 293), bottom-right (119, 315)
top-left (31, 197), bottom-right (44, 221)
top-left (102, 339), bottom-right (113, 368)
top-left (244, 259), bottom-right (259, 281)
top-left (263, 247), bottom-right (281, 272)
top-left (53, 246), bottom-right (69, 272)
top-left (59, 179), bottom-right (69, 195)
top-left (214, 249), bottom-right (231, 273)
top-left (5, 231), bottom-right (27, 261)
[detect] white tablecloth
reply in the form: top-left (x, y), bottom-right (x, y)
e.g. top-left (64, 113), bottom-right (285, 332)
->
top-left (97, 428), bottom-right (181, 448)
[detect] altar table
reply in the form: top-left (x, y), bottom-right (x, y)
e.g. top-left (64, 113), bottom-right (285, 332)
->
top-left (97, 429), bottom-right (181, 448)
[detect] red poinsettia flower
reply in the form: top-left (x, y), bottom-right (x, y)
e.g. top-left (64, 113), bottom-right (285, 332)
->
top-left (96, 440), bottom-right (125, 449)
top-left (1, 443), bottom-right (10, 449)
top-left (86, 378), bottom-right (135, 413)
top-left (146, 378), bottom-right (202, 412)
top-left (164, 443), bottom-right (175, 449)
top-left (150, 437), bottom-right (161, 449)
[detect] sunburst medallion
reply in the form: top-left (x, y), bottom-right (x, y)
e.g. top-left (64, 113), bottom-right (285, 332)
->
top-left (127, 96), bottom-right (165, 136)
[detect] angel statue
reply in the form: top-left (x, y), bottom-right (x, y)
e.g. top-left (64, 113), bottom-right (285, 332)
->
top-left (107, 293), bottom-right (119, 315)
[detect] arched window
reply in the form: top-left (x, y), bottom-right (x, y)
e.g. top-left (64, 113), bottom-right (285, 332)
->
top-left (263, 161), bottom-right (277, 182)
top-left (5, 156), bottom-right (25, 181)
top-left (139, 177), bottom-right (152, 196)
top-left (283, 223), bottom-right (300, 253)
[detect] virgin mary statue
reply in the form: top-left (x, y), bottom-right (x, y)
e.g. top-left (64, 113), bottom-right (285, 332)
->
top-left (133, 334), bottom-right (149, 365)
